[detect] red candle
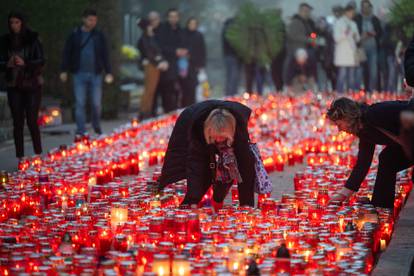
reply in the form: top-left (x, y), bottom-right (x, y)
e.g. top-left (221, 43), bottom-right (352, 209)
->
top-left (187, 212), bottom-right (201, 242)
top-left (97, 227), bottom-right (113, 255)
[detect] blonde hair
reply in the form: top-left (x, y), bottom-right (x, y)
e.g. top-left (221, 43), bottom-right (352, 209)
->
top-left (203, 108), bottom-right (236, 145)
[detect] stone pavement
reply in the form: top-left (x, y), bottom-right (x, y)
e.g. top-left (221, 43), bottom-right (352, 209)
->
top-left (372, 189), bottom-right (414, 276)
top-left (0, 119), bottom-right (129, 171)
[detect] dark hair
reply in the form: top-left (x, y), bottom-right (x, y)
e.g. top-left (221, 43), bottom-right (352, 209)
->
top-left (186, 17), bottom-right (197, 28)
top-left (8, 11), bottom-right (27, 33)
top-left (166, 8), bottom-right (179, 16)
top-left (326, 97), bottom-right (366, 133)
top-left (137, 18), bottom-right (150, 31)
top-left (299, 3), bottom-right (313, 10)
top-left (83, 8), bottom-right (97, 17)
top-left (361, 0), bottom-right (372, 8)
top-left (7, 10), bottom-right (35, 48)
top-left (344, 4), bottom-right (355, 12)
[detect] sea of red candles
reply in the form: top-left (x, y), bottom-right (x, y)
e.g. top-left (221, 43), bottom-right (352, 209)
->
top-left (0, 91), bottom-right (411, 275)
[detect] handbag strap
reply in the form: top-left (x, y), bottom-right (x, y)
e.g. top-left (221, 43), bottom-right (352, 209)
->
top-left (375, 126), bottom-right (403, 146)
top-left (80, 31), bottom-right (94, 50)
top-left (375, 126), bottom-right (413, 160)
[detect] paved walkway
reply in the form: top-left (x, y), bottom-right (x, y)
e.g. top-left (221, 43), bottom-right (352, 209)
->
top-left (372, 190), bottom-right (414, 276)
top-left (0, 119), bottom-right (129, 171)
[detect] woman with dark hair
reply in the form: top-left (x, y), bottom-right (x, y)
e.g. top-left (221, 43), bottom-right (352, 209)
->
top-left (327, 97), bottom-right (414, 210)
top-left (158, 100), bottom-right (256, 211)
top-left (0, 12), bottom-right (44, 160)
top-left (180, 17), bottom-right (206, 107)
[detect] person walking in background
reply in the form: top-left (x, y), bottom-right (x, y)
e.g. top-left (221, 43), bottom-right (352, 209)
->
top-left (60, 9), bottom-right (113, 136)
top-left (222, 18), bottom-right (241, 96)
top-left (382, 23), bottom-right (403, 93)
top-left (315, 17), bottom-right (335, 91)
top-left (137, 18), bottom-right (168, 120)
top-left (333, 4), bottom-right (360, 93)
top-left (147, 11), bottom-right (162, 117)
top-left (284, 3), bottom-right (317, 88)
top-left (156, 8), bottom-right (186, 113)
top-left (0, 11), bottom-right (44, 160)
top-left (270, 21), bottom-right (286, 92)
top-left (354, 0), bottom-right (382, 92)
top-left (180, 17), bottom-right (206, 107)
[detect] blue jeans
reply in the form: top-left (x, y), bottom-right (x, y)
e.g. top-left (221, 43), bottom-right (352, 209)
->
top-left (336, 67), bottom-right (356, 93)
top-left (255, 66), bottom-right (267, 95)
top-left (386, 55), bottom-right (403, 93)
top-left (224, 55), bottom-right (241, 96)
top-left (363, 47), bottom-right (378, 92)
top-left (73, 72), bottom-right (103, 135)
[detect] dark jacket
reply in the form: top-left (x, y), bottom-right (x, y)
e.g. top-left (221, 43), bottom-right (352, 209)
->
top-left (182, 29), bottom-right (206, 78)
top-left (316, 28), bottom-right (335, 69)
top-left (159, 100), bottom-right (256, 206)
top-left (286, 59), bottom-right (313, 85)
top-left (137, 34), bottom-right (164, 67)
top-left (286, 14), bottom-right (316, 52)
top-left (61, 27), bottom-right (111, 74)
top-left (155, 22), bottom-right (185, 81)
top-left (405, 34), bottom-right (414, 87)
top-left (222, 18), bottom-right (239, 57)
top-left (0, 30), bottom-right (44, 87)
top-left (354, 14), bottom-right (382, 48)
top-left (345, 101), bottom-right (411, 192)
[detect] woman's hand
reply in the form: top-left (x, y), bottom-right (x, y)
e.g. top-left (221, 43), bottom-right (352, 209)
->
top-left (400, 111), bottom-right (414, 130)
top-left (157, 61), bottom-right (169, 71)
top-left (329, 187), bottom-right (354, 205)
top-left (14, 56), bottom-right (25, 66)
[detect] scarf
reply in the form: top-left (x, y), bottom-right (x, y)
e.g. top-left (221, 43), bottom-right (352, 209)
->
top-left (215, 142), bottom-right (242, 184)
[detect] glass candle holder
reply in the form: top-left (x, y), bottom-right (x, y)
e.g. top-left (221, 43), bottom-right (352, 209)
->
top-left (152, 254), bottom-right (170, 276)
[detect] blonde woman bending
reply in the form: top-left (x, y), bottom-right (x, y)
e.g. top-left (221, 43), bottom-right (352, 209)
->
top-left (158, 100), bottom-right (256, 210)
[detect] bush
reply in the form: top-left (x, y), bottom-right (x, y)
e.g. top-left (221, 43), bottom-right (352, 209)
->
top-left (225, 2), bottom-right (284, 66)
top-left (390, 0), bottom-right (414, 41)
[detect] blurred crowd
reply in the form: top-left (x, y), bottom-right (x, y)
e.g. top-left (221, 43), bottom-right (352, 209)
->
top-left (136, 9), bottom-right (206, 120)
top-left (223, 1), bottom-right (407, 95)
top-left (138, 1), bottom-right (408, 119)
top-left (1, 1), bottom-right (411, 161)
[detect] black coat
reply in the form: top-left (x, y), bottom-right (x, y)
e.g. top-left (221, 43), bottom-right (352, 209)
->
top-left (137, 34), bottom-right (163, 67)
top-left (405, 34), bottom-right (414, 87)
top-left (182, 29), bottom-right (206, 78)
top-left (155, 22), bottom-right (185, 81)
top-left (0, 30), bottom-right (44, 86)
top-left (159, 100), bottom-right (256, 206)
top-left (286, 59), bottom-right (313, 85)
top-left (345, 101), bottom-right (411, 191)
top-left (61, 27), bottom-right (112, 74)
top-left (354, 14), bottom-right (382, 48)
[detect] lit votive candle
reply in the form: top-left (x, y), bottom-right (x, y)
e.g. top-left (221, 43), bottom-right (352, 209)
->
top-left (152, 254), bottom-right (170, 276)
top-left (172, 254), bottom-right (191, 276)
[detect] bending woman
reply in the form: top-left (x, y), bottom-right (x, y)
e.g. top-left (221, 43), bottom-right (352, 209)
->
top-left (327, 97), bottom-right (414, 210)
top-left (158, 100), bottom-right (256, 210)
